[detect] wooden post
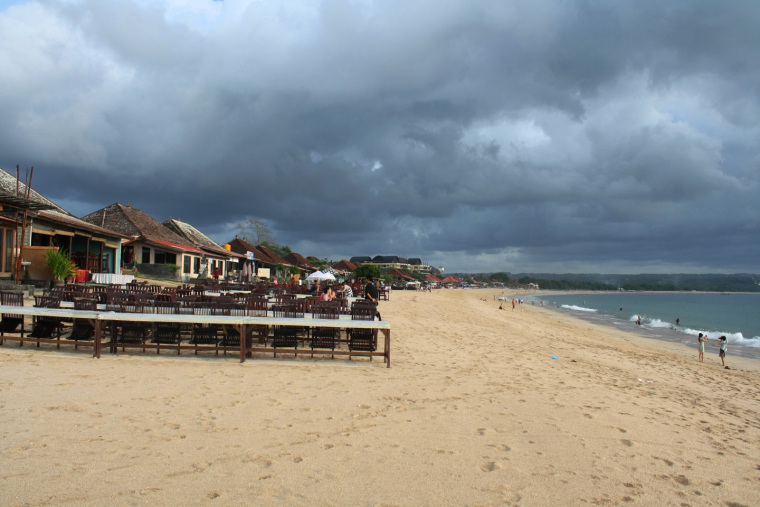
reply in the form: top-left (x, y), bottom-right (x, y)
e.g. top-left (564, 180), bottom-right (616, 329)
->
top-left (238, 324), bottom-right (246, 363)
top-left (383, 329), bottom-right (391, 368)
top-left (93, 320), bottom-right (101, 359)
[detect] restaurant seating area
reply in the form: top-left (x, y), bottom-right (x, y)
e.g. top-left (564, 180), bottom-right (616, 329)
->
top-left (0, 281), bottom-right (390, 365)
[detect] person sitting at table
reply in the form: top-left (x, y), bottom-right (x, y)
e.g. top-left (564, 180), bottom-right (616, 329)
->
top-left (320, 286), bottom-right (335, 301)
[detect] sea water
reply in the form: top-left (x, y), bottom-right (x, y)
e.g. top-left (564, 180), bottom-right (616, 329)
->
top-left (525, 292), bottom-right (760, 361)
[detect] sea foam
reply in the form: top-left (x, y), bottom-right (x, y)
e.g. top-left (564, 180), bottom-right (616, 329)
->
top-left (561, 305), bottom-right (597, 313)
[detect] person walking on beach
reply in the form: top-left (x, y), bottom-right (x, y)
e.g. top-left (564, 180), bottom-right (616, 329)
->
top-left (697, 332), bottom-right (707, 362)
top-left (718, 335), bottom-right (728, 368)
top-left (512, 299), bottom-right (516, 310)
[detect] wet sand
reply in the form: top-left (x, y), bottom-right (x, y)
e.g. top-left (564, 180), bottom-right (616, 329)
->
top-left (1, 288), bottom-right (759, 505)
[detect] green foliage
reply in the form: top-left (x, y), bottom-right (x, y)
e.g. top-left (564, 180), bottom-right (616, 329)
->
top-left (490, 272), bottom-right (511, 283)
top-left (516, 276), bottom-right (616, 291)
top-left (167, 264), bottom-right (180, 272)
top-left (288, 264), bottom-right (301, 275)
top-left (354, 264), bottom-right (381, 280)
top-left (308, 257), bottom-right (332, 271)
top-left (44, 248), bottom-right (78, 281)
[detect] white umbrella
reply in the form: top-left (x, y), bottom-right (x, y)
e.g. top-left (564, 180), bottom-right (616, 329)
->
top-left (306, 271), bottom-right (335, 281)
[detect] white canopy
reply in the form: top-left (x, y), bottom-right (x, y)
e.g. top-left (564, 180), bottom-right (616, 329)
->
top-left (306, 271), bottom-right (336, 281)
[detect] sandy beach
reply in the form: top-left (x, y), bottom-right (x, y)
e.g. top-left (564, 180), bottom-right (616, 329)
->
top-left (1, 288), bottom-right (759, 506)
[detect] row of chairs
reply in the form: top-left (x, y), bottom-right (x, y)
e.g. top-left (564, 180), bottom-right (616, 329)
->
top-left (1, 292), bottom-right (381, 359)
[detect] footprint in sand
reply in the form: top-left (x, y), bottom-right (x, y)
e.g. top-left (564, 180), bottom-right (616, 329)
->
top-left (480, 461), bottom-right (501, 472)
top-left (323, 444), bottom-right (334, 450)
top-left (674, 475), bottom-right (690, 486)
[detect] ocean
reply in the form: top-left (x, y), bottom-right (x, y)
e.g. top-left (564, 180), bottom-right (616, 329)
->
top-left (524, 292), bottom-right (760, 361)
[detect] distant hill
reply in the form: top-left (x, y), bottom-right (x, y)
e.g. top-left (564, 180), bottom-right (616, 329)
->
top-left (508, 273), bottom-right (760, 292)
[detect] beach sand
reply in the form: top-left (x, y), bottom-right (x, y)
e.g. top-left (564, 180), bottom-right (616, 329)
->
top-left (1, 289), bottom-right (759, 506)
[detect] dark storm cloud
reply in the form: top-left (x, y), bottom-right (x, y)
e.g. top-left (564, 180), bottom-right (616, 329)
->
top-left (1, 0), bottom-right (758, 273)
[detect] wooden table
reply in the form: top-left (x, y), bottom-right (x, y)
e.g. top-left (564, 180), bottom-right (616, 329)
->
top-left (0, 305), bottom-right (391, 367)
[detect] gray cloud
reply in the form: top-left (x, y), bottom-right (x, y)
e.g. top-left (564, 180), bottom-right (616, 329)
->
top-left (1, 0), bottom-right (758, 273)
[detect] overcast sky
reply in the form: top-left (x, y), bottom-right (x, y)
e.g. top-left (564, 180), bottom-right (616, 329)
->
top-left (1, 0), bottom-right (758, 274)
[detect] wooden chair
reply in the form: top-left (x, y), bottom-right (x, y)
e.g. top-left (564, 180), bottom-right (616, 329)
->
top-left (151, 301), bottom-right (182, 354)
top-left (348, 306), bottom-right (379, 359)
top-left (271, 303), bottom-right (299, 357)
top-left (244, 297), bottom-right (269, 344)
top-left (29, 295), bottom-right (64, 345)
top-left (68, 298), bottom-right (97, 348)
top-left (190, 303), bottom-right (220, 355)
top-left (117, 301), bottom-right (150, 352)
top-left (218, 302), bottom-right (247, 354)
top-left (310, 303), bottom-right (339, 358)
top-left (0, 291), bottom-right (25, 344)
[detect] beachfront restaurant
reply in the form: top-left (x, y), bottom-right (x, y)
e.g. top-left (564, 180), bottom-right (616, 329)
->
top-left (122, 239), bottom-right (235, 282)
top-left (25, 209), bottom-right (125, 281)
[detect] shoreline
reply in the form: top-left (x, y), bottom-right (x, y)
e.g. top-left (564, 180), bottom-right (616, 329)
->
top-left (2, 288), bottom-right (759, 505)
top-left (513, 291), bottom-right (760, 373)
top-left (520, 289), bottom-right (760, 363)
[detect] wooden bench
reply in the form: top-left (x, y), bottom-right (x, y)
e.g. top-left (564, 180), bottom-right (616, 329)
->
top-left (0, 305), bottom-right (391, 367)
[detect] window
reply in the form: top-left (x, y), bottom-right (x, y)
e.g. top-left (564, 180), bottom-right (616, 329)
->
top-left (183, 255), bottom-right (191, 273)
top-left (154, 250), bottom-right (176, 265)
top-left (193, 257), bottom-right (200, 274)
top-left (123, 245), bottom-right (134, 265)
top-left (142, 247), bottom-right (150, 264)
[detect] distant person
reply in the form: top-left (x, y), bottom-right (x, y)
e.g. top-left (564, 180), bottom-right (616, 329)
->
top-left (697, 332), bottom-right (707, 362)
top-left (676, 318), bottom-right (680, 326)
top-left (636, 315), bottom-right (641, 325)
top-left (718, 335), bottom-right (728, 368)
top-left (342, 282), bottom-right (353, 298)
top-left (364, 277), bottom-right (378, 303)
top-left (512, 299), bottom-right (516, 310)
top-left (499, 302), bottom-right (504, 310)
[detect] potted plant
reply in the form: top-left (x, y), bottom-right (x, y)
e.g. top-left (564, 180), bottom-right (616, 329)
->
top-left (44, 248), bottom-right (78, 286)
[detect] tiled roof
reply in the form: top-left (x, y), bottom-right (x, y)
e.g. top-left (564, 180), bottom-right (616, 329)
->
top-left (37, 209), bottom-right (125, 239)
top-left (0, 167), bottom-right (66, 213)
top-left (284, 252), bottom-right (311, 268)
top-left (227, 237), bottom-right (256, 256)
top-left (255, 245), bottom-right (290, 267)
top-left (163, 218), bottom-right (241, 258)
top-left (81, 203), bottom-right (195, 248)
top-left (331, 259), bottom-right (357, 272)
top-left (387, 268), bottom-right (416, 281)
top-left (145, 238), bottom-right (205, 255)
top-left (373, 255), bottom-right (408, 264)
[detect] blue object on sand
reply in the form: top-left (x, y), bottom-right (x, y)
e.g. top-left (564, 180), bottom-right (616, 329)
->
top-left (551, 356), bottom-right (559, 360)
